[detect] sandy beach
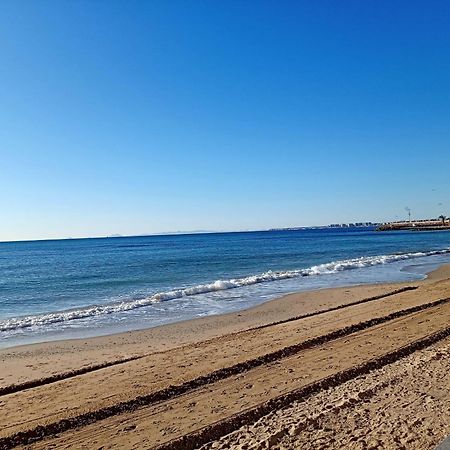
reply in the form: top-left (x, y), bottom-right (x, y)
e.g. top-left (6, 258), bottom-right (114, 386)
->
top-left (3, 1), bottom-right (450, 448)
top-left (1, 266), bottom-right (450, 449)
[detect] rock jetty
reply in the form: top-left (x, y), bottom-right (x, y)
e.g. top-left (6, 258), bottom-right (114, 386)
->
top-left (377, 219), bottom-right (450, 231)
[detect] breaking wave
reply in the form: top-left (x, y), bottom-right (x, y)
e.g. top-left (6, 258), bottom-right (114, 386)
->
top-left (1, 248), bottom-right (449, 332)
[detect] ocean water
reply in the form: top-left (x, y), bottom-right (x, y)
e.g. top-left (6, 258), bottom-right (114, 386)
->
top-left (1, 228), bottom-right (450, 348)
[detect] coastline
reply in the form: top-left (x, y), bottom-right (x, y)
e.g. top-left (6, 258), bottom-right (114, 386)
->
top-left (0, 281), bottom-right (411, 387)
top-left (3, 230), bottom-right (450, 351)
top-left (1, 264), bottom-right (449, 449)
top-left (0, 263), bottom-right (447, 391)
top-left (2, 254), bottom-right (448, 353)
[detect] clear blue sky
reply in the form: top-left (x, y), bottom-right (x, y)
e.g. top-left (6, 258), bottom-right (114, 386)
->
top-left (1, 1), bottom-right (449, 241)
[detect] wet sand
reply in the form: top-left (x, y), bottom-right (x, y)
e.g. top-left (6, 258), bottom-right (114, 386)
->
top-left (0, 266), bottom-right (449, 449)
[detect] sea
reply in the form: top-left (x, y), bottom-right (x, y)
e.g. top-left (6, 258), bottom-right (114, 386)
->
top-left (1, 227), bottom-right (450, 348)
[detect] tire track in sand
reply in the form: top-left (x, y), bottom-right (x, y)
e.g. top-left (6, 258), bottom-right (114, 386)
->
top-left (0, 293), bottom-right (446, 450)
top-left (156, 326), bottom-right (450, 450)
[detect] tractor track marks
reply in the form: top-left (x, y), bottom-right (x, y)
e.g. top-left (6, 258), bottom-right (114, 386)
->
top-left (156, 326), bottom-right (450, 450)
top-left (0, 292), bottom-right (446, 450)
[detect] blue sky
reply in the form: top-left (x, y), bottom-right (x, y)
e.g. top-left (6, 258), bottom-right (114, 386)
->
top-left (1, 1), bottom-right (449, 241)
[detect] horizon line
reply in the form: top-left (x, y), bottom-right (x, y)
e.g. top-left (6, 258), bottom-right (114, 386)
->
top-left (0, 222), bottom-right (383, 244)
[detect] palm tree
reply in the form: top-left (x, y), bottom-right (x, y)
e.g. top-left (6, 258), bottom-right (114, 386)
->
top-left (438, 214), bottom-right (446, 225)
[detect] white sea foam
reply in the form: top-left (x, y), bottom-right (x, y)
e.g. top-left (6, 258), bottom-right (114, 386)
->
top-left (1, 248), bottom-right (449, 333)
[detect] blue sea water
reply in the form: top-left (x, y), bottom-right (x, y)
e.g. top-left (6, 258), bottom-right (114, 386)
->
top-left (1, 228), bottom-right (450, 348)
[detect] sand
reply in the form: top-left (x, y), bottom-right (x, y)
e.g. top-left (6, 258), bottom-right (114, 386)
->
top-left (0, 267), bottom-right (449, 449)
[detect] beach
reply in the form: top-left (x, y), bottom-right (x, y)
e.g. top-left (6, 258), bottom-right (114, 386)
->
top-left (1, 265), bottom-right (449, 449)
top-left (3, 1), bottom-right (450, 448)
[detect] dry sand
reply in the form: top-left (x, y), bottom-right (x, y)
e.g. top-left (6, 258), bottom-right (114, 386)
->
top-left (0, 266), bottom-right (449, 449)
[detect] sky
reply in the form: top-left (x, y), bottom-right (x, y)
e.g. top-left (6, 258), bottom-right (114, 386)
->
top-left (1, 1), bottom-right (449, 241)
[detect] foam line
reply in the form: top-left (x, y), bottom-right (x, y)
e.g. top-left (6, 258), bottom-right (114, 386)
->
top-left (1, 248), bottom-right (449, 332)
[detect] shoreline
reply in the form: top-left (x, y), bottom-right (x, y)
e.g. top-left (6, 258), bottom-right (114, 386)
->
top-left (0, 276), bottom-right (420, 355)
top-left (1, 258), bottom-right (446, 354)
top-left (1, 262), bottom-right (448, 387)
top-left (1, 264), bottom-right (449, 449)
top-left (2, 245), bottom-right (449, 351)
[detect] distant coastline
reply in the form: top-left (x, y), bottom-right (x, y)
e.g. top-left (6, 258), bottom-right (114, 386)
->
top-left (0, 224), bottom-right (381, 244)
